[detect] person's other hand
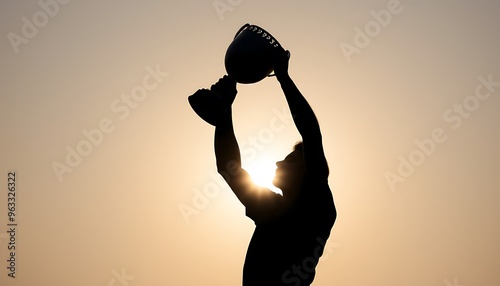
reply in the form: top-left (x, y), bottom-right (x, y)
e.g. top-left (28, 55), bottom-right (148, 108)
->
top-left (273, 50), bottom-right (291, 81)
top-left (211, 75), bottom-right (237, 104)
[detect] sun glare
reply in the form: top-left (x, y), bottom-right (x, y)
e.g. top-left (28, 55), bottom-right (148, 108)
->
top-left (245, 158), bottom-right (282, 194)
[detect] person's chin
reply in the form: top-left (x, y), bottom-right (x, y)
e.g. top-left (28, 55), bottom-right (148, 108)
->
top-left (273, 176), bottom-right (289, 190)
top-left (272, 177), bottom-right (281, 188)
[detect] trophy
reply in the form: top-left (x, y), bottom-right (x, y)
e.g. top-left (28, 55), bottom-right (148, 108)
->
top-left (188, 23), bottom-right (286, 125)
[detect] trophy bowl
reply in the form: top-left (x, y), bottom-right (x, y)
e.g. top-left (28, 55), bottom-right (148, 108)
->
top-left (225, 23), bottom-right (286, 84)
top-left (188, 23), bottom-right (286, 126)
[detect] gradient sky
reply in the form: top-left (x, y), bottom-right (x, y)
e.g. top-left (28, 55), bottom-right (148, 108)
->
top-left (1, 1), bottom-right (499, 285)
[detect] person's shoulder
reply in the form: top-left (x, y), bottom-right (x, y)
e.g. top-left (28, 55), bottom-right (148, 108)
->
top-left (245, 188), bottom-right (285, 224)
top-left (303, 180), bottom-right (334, 208)
top-left (303, 175), bottom-right (330, 192)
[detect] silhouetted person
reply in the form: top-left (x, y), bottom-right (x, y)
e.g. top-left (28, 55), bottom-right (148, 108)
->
top-left (214, 50), bottom-right (336, 286)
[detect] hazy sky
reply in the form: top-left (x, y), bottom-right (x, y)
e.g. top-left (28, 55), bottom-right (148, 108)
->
top-left (1, 0), bottom-right (499, 285)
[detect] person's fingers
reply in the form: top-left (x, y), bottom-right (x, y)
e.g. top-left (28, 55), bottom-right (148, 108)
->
top-left (211, 75), bottom-right (237, 96)
top-left (275, 50), bottom-right (290, 66)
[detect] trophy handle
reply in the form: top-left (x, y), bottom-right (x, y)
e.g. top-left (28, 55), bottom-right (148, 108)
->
top-left (233, 23), bottom-right (250, 39)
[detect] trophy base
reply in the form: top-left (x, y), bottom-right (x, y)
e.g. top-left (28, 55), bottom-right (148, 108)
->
top-left (188, 89), bottom-right (229, 126)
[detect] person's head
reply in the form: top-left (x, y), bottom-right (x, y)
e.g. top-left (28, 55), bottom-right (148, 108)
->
top-left (273, 141), bottom-right (305, 195)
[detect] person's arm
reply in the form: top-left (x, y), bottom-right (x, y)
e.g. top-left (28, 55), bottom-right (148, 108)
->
top-left (211, 76), bottom-right (261, 207)
top-left (215, 106), bottom-right (257, 206)
top-left (274, 51), bottom-right (329, 178)
top-left (215, 112), bottom-right (283, 223)
top-left (213, 77), bottom-right (284, 222)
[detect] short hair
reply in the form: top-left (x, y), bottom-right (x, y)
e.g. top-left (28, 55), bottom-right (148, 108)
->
top-left (293, 141), bottom-right (330, 174)
top-left (293, 141), bottom-right (303, 152)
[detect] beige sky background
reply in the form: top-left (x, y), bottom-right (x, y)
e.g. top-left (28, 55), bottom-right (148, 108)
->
top-left (1, 0), bottom-right (499, 285)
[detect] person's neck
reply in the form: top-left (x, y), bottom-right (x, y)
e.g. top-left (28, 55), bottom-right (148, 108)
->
top-left (282, 188), bottom-right (301, 203)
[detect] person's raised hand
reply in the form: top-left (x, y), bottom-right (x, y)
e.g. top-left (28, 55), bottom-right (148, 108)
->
top-left (273, 50), bottom-right (291, 81)
top-left (211, 75), bottom-right (238, 105)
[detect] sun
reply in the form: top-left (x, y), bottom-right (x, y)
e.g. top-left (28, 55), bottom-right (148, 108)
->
top-left (245, 158), bottom-right (282, 194)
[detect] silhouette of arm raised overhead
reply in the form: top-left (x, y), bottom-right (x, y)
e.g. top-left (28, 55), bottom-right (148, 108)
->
top-left (215, 106), bottom-right (256, 206)
top-left (212, 76), bottom-right (273, 209)
top-left (274, 51), bottom-right (329, 179)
